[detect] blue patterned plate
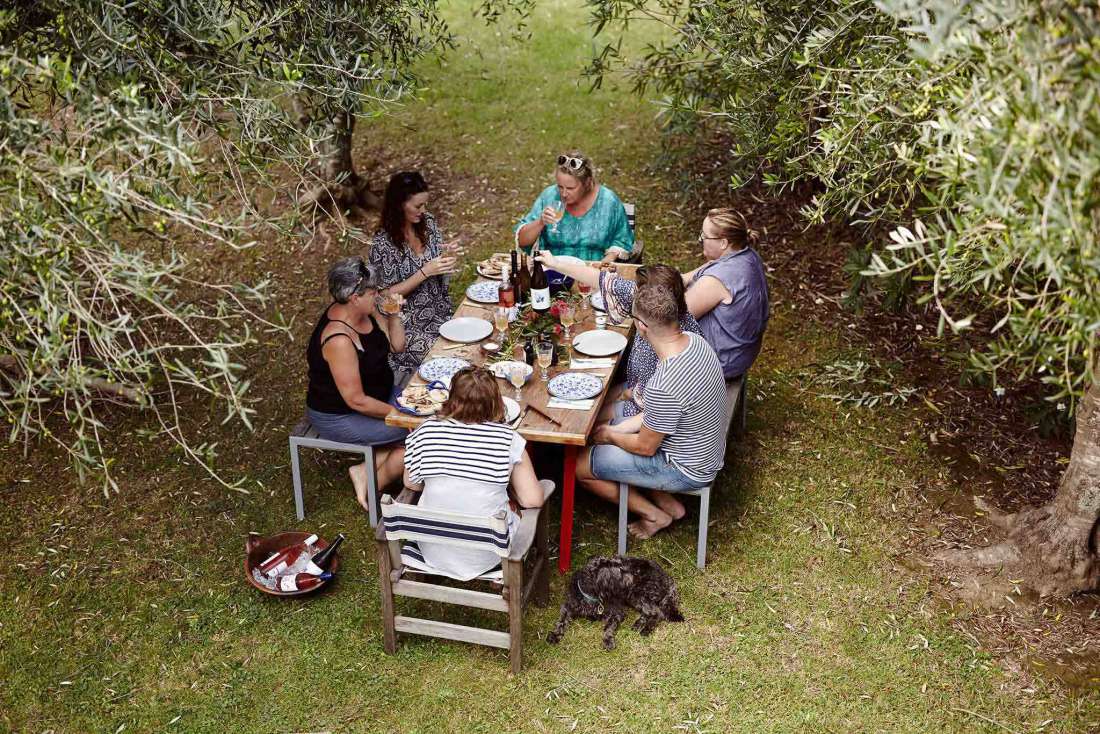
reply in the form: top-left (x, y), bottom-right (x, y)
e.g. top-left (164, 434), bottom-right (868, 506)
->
top-left (547, 372), bottom-right (603, 400)
top-left (417, 357), bottom-right (471, 386)
top-left (465, 280), bottom-right (502, 304)
top-left (590, 291), bottom-right (606, 311)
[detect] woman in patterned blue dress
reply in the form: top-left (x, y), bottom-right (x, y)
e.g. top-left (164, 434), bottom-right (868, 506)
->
top-left (535, 253), bottom-right (700, 420)
top-left (368, 171), bottom-right (458, 381)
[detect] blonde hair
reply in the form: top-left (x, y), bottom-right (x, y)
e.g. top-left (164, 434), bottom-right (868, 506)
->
top-left (556, 150), bottom-right (596, 194)
top-left (706, 208), bottom-right (760, 249)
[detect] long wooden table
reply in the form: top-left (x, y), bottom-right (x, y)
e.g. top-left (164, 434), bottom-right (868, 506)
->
top-left (386, 260), bottom-right (637, 572)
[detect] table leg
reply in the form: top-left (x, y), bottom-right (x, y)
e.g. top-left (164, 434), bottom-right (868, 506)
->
top-left (558, 445), bottom-right (577, 574)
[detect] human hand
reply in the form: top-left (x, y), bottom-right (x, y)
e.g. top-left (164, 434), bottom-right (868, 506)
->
top-left (534, 250), bottom-right (557, 270)
top-left (422, 255), bottom-right (458, 277)
top-left (378, 291), bottom-right (405, 317)
top-left (540, 203), bottom-right (564, 227)
top-left (592, 424), bottom-right (616, 445)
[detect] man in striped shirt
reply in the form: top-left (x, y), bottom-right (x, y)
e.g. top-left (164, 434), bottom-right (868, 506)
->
top-left (576, 284), bottom-right (729, 538)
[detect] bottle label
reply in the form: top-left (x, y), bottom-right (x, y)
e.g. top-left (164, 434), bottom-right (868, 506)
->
top-left (304, 561), bottom-right (324, 576)
top-left (263, 561), bottom-right (288, 578)
top-left (278, 575), bottom-right (300, 592)
top-left (531, 287), bottom-right (550, 310)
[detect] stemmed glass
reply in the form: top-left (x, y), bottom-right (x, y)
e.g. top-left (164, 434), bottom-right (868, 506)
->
top-left (536, 339), bottom-right (554, 382)
top-left (577, 281), bottom-right (592, 311)
top-left (508, 363), bottom-right (526, 401)
top-left (494, 306), bottom-right (509, 339)
top-left (560, 303), bottom-right (576, 340)
top-left (550, 201), bottom-right (565, 234)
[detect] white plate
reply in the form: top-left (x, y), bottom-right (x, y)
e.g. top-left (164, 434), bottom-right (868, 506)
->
top-left (547, 372), bottom-right (603, 400)
top-left (590, 291), bottom-right (606, 311)
top-left (417, 357), bottom-right (471, 385)
top-left (439, 317), bottom-right (493, 343)
top-left (488, 360), bottom-right (534, 380)
top-left (502, 396), bottom-right (520, 423)
top-left (572, 329), bottom-right (627, 357)
top-left (465, 280), bottom-right (502, 304)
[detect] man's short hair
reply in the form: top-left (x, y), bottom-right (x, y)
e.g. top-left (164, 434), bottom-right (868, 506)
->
top-left (633, 284), bottom-right (679, 329)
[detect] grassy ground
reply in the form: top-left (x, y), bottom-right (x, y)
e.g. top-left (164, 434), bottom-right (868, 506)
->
top-left (2, 1), bottom-right (1099, 732)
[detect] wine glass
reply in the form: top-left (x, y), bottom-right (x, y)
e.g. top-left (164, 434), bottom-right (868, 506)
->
top-left (494, 306), bottom-right (509, 338)
top-left (536, 339), bottom-right (554, 382)
top-left (379, 291), bottom-right (401, 316)
top-left (560, 303), bottom-right (576, 339)
top-left (508, 363), bottom-right (527, 401)
top-left (549, 201), bottom-right (565, 234)
top-left (577, 281), bottom-right (592, 311)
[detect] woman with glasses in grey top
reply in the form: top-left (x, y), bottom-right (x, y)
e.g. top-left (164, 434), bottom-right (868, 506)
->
top-left (305, 256), bottom-right (409, 512)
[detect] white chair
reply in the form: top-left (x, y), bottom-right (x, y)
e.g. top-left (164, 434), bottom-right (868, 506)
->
top-left (289, 418), bottom-right (381, 527)
top-left (376, 483), bottom-right (555, 674)
top-left (616, 374), bottom-right (747, 569)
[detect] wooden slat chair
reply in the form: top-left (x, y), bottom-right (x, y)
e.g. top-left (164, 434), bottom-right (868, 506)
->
top-left (376, 482), bottom-right (555, 674)
top-left (289, 418), bottom-right (382, 527)
top-left (616, 374), bottom-right (748, 569)
top-left (619, 202), bottom-right (644, 264)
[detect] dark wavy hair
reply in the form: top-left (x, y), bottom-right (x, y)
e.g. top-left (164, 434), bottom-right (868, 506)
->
top-left (378, 170), bottom-right (429, 250)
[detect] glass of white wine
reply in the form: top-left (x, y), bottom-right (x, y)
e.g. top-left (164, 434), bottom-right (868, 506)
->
top-left (560, 303), bottom-right (576, 339)
top-left (508, 363), bottom-right (527, 401)
top-left (494, 306), bottom-right (509, 337)
top-left (536, 339), bottom-right (554, 382)
top-left (549, 201), bottom-right (565, 234)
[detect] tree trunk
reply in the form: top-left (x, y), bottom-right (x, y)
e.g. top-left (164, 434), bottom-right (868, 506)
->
top-left (298, 102), bottom-right (380, 217)
top-left (939, 377), bottom-right (1100, 596)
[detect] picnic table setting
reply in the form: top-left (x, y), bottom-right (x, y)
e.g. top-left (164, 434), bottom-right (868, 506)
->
top-left (386, 250), bottom-right (638, 572)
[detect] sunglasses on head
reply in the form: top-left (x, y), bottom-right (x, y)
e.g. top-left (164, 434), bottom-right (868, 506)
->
top-left (557, 154), bottom-right (587, 172)
top-left (355, 260), bottom-right (377, 291)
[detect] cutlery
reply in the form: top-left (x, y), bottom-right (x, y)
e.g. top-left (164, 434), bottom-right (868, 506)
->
top-left (528, 404), bottom-right (563, 426)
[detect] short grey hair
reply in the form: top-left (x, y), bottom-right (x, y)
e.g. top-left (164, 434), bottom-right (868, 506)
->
top-left (327, 256), bottom-right (379, 304)
top-left (633, 284), bottom-right (679, 329)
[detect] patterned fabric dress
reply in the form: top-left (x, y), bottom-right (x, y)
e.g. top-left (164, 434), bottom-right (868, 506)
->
top-left (598, 271), bottom-right (702, 417)
top-left (368, 212), bottom-right (455, 375)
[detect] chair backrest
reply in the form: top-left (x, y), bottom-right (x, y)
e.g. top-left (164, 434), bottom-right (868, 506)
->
top-left (624, 202), bottom-right (636, 234)
top-left (380, 495), bottom-right (510, 557)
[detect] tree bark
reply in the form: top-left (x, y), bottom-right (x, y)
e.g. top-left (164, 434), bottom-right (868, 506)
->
top-left (298, 102), bottom-right (380, 217)
top-left (939, 376), bottom-right (1100, 596)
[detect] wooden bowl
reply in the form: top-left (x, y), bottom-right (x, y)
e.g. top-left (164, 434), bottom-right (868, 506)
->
top-left (245, 531), bottom-right (340, 597)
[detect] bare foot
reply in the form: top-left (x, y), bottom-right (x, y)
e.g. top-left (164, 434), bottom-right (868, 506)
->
top-left (649, 491), bottom-right (686, 521)
top-left (628, 511), bottom-right (672, 539)
top-left (348, 463), bottom-right (371, 512)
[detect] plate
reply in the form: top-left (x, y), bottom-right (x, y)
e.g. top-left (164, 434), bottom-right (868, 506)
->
top-left (466, 280), bottom-right (502, 304)
top-left (488, 360), bottom-right (533, 380)
top-left (572, 329), bottom-right (628, 357)
top-left (547, 372), bottom-right (603, 400)
top-left (417, 357), bottom-right (471, 385)
top-left (502, 396), bottom-right (520, 423)
top-left (590, 291), bottom-right (606, 311)
top-left (477, 264), bottom-right (503, 280)
top-left (439, 317), bottom-right (493, 343)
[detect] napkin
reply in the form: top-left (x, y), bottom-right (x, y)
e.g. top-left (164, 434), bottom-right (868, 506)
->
top-left (569, 357), bottom-right (615, 370)
top-left (547, 397), bottom-right (596, 410)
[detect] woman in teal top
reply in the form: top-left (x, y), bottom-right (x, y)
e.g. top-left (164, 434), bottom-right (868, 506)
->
top-left (515, 152), bottom-right (635, 263)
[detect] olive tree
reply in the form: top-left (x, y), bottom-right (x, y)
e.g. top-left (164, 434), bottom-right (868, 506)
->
top-left (0, 1), bottom-right (450, 491)
top-left (587, 0), bottom-right (1099, 594)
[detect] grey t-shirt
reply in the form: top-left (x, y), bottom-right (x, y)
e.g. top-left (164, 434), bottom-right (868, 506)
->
top-left (642, 333), bottom-right (728, 483)
top-left (692, 248), bottom-right (769, 379)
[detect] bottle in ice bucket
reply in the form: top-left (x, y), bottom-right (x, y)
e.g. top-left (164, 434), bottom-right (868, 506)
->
top-left (277, 571), bottom-right (333, 593)
top-left (259, 534), bottom-right (318, 578)
top-left (311, 533), bottom-right (345, 571)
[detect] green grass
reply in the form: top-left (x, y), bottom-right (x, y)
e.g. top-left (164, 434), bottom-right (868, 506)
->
top-left (2, 0), bottom-right (1098, 732)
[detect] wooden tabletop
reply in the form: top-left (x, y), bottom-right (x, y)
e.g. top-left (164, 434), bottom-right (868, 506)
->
top-left (385, 259), bottom-right (638, 446)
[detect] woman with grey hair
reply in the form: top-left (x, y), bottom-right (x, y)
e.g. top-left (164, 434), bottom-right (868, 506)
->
top-left (305, 256), bottom-right (409, 511)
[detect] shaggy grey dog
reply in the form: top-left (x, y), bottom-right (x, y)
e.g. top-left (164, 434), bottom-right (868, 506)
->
top-left (547, 555), bottom-right (684, 650)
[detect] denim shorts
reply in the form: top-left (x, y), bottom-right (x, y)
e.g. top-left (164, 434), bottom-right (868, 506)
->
top-left (306, 388), bottom-right (408, 446)
top-left (589, 444), bottom-right (711, 492)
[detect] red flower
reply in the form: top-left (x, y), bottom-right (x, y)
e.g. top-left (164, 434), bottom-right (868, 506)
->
top-left (550, 302), bottom-right (562, 317)
top-left (553, 324), bottom-right (562, 336)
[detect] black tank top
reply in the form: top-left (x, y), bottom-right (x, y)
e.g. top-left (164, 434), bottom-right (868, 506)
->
top-left (306, 305), bottom-right (395, 414)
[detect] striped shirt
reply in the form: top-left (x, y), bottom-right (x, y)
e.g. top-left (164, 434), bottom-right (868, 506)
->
top-left (642, 333), bottom-right (728, 483)
top-left (405, 418), bottom-right (522, 485)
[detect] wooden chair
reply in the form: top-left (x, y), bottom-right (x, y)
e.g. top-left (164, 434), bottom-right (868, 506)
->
top-left (616, 374), bottom-right (748, 569)
top-left (619, 202), bottom-right (644, 264)
top-left (289, 417), bottom-right (382, 527)
top-left (375, 482), bottom-right (555, 673)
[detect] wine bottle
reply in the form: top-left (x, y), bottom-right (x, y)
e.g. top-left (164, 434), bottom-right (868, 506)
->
top-left (259, 534), bottom-right (318, 578)
top-left (510, 250), bottom-right (523, 306)
top-left (498, 264), bottom-right (515, 311)
top-left (523, 336), bottom-right (535, 366)
top-left (311, 533), bottom-right (345, 570)
top-left (530, 257), bottom-right (550, 312)
top-left (277, 571), bottom-right (333, 593)
top-left (517, 251), bottom-right (531, 307)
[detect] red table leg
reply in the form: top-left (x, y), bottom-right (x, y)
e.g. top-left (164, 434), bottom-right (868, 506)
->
top-left (558, 445), bottom-right (577, 573)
